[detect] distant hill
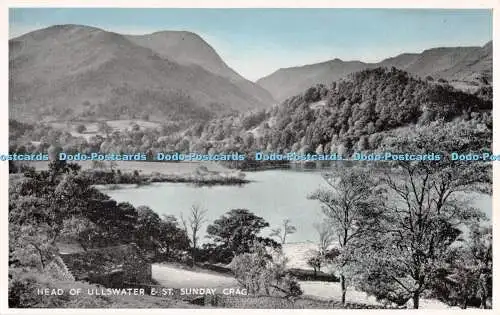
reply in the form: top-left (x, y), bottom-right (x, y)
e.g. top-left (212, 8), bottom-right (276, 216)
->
top-left (257, 42), bottom-right (492, 102)
top-left (9, 25), bottom-right (275, 122)
top-left (256, 59), bottom-right (367, 103)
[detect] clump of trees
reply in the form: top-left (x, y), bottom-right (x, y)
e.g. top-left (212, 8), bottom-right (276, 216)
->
top-left (309, 125), bottom-right (492, 309)
top-left (74, 124), bottom-right (86, 133)
top-left (185, 67), bottom-right (491, 158)
top-left (135, 206), bottom-right (189, 258)
top-left (9, 160), bottom-right (191, 273)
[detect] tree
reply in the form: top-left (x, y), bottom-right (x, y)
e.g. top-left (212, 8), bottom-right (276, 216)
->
top-left (91, 160), bottom-right (106, 170)
top-left (135, 206), bottom-right (162, 250)
top-left (59, 217), bottom-right (98, 251)
top-left (303, 86), bottom-right (321, 103)
top-left (230, 242), bottom-right (303, 298)
top-left (432, 224), bottom-right (492, 309)
top-left (306, 222), bottom-right (336, 275)
top-left (135, 206), bottom-right (190, 255)
top-left (206, 209), bottom-right (274, 263)
top-left (270, 219), bottom-right (297, 245)
top-left (108, 161), bottom-right (118, 172)
top-left (86, 200), bottom-right (137, 247)
top-left (180, 205), bottom-right (207, 266)
top-left (9, 221), bottom-right (58, 271)
top-left (243, 133), bottom-right (255, 149)
top-left (74, 124), bottom-right (86, 133)
top-left (308, 168), bottom-right (384, 306)
top-left (307, 256), bottom-right (323, 276)
top-left (47, 145), bottom-right (62, 161)
top-left (360, 130), bottom-right (489, 309)
top-left (97, 121), bottom-right (112, 136)
top-left (158, 215), bottom-right (190, 258)
top-left (9, 162), bottom-right (99, 270)
top-left (313, 222), bottom-right (335, 256)
top-left (356, 135), bottom-right (369, 151)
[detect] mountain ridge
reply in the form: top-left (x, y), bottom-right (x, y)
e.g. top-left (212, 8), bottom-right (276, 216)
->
top-left (257, 41), bottom-right (492, 101)
top-left (9, 24), bottom-right (492, 122)
top-left (9, 24), bottom-right (275, 122)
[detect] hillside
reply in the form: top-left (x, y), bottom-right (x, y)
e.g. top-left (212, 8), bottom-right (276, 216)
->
top-left (9, 25), bottom-right (274, 122)
top-left (9, 69), bottom-right (492, 163)
top-left (187, 68), bottom-right (492, 158)
top-left (255, 59), bottom-right (367, 104)
top-left (127, 31), bottom-right (275, 106)
top-left (257, 42), bottom-right (492, 102)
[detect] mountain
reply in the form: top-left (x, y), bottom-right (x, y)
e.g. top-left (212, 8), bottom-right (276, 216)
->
top-left (381, 43), bottom-right (492, 83)
top-left (126, 31), bottom-right (275, 106)
top-left (255, 59), bottom-right (368, 103)
top-left (432, 41), bottom-right (492, 83)
top-left (9, 25), bottom-right (275, 122)
top-left (257, 42), bottom-right (492, 102)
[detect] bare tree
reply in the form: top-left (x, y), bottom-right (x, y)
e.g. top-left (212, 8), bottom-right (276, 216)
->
top-left (180, 204), bottom-right (208, 266)
top-left (313, 222), bottom-right (335, 256)
top-left (306, 222), bottom-right (335, 276)
top-left (270, 219), bottom-right (297, 244)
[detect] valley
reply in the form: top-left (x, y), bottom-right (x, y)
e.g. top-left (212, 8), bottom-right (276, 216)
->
top-left (8, 18), bottom-right (493, 310)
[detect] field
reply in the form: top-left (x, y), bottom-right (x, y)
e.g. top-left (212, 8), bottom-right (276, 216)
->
top-left (48, 119), bottom-right (163, 140)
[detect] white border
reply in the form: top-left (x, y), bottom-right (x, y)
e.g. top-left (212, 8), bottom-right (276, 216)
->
top-left (1, 1), bottom-right (498, 315)
top-left (3, 0), bottom-right (499, 8)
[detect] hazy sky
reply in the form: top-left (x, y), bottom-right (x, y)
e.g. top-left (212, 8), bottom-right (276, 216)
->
top-left (10, 8), bottom-right (492, 81)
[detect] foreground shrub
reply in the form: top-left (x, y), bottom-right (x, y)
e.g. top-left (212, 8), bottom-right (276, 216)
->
top-left (229, 242), bottom-right (302, 298)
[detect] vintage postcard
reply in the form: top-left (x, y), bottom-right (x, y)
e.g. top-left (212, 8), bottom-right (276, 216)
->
top-left (2, 1), bottom-right (497, 314)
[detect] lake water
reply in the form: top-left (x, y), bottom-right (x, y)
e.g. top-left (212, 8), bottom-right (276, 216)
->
top-left (100, 170), bottom-right (492, 243)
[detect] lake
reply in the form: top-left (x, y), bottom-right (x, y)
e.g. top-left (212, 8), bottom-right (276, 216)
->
top-left (100, 169), bottom-right (492, 243)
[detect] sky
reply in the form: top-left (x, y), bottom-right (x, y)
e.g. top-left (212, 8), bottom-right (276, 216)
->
top-left (9, 8), bottom-right (493, 81)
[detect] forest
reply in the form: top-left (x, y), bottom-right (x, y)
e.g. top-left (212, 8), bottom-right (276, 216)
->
top-left (9, 68), bottom-right (492, 170)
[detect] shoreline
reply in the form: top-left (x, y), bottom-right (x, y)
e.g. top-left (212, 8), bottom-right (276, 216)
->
top-left (26, 160), bottom-right (250, 186)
